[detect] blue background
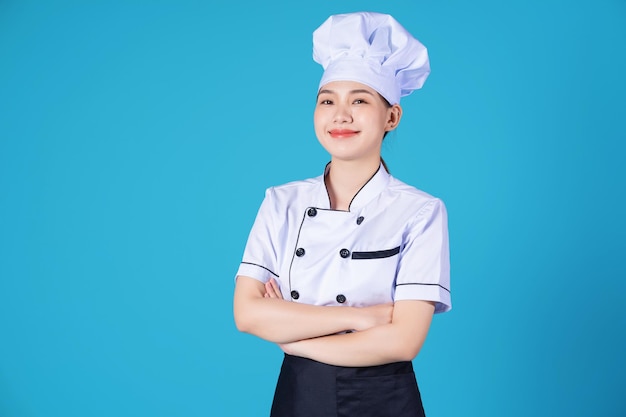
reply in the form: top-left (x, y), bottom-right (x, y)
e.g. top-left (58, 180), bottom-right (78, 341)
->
top-left (1, 0), bottom-right (625, 416)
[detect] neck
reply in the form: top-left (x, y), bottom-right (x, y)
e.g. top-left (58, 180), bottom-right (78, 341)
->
top-left (325, 157), bottom-right (381, 211)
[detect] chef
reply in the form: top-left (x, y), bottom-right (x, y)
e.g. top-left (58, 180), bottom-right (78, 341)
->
top-left (234, 11), bottom-right (451, 417)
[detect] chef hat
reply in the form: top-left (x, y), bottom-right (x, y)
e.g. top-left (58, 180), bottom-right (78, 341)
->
top-left (313, 12), bottom-right (430, 105)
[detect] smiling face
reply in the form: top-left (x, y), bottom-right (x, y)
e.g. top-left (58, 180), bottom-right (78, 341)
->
top-left (314, 81), bottom-right (402, 165)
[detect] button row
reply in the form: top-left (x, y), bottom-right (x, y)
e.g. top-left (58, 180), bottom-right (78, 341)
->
top-left (290, 290), bottom-right (346, 304)
top-left (295, 248), bottom-right (351, 258)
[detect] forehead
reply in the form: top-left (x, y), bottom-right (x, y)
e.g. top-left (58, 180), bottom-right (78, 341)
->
top-left (317, 80), bottom-right (378, 95)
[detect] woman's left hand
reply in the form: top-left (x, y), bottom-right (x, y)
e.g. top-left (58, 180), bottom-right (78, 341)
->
top-left (264, 278), bottom-right (283, 299)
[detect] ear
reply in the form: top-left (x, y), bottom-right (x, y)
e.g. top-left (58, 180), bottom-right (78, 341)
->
top-left (385, 104), bottom-right (403, 131)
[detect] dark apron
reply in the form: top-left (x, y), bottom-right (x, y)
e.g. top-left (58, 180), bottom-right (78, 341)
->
top-left (270, 354), bottom-right (426, 417)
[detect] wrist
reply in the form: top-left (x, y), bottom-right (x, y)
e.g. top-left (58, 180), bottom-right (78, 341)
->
top-left (350, 307), bottom-right (369, 332)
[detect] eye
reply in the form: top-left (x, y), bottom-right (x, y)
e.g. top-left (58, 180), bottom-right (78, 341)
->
top-left (318, 99), bottom-right (333, 105)
top-left (353, 98), bottom-right (368, 104)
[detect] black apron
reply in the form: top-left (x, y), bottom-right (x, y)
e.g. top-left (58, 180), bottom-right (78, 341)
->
top-left (270, 354), bottom-right (426, 417)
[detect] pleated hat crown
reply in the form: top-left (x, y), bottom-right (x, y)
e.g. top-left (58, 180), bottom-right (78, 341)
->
top-left (313, 12), bottom-right (430, 105)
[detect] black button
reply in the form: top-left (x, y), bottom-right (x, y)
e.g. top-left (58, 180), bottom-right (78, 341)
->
top-left (336, 294), bottom-right (346, 303)
top-left (339, 248), bottom-right (350, 258)
top-left (307, 208), bottom-right (317, 217)
top-left (295, 248), bottom-right (305, 257)
top-left (356, 216), bottom-right (364, 225)
top-left (291, 290), bottom-right (300, 300)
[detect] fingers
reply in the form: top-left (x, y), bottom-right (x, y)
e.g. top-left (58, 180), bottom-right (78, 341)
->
top-left (269, 278), bottom-right (283, 299)
top-left (264, 278), bottom-right (284, 299)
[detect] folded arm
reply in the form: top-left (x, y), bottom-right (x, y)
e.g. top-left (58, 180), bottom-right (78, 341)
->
top-left (280, 300), bottom-right (435, 367)
top-left (233, 276), bottom-right (392, 344)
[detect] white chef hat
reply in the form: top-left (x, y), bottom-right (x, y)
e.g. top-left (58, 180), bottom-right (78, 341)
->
top-left (313, 12), bottom-right (430, 105)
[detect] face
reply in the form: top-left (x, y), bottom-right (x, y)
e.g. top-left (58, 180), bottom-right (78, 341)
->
top-left (314, 80), bottom-right (402, 164)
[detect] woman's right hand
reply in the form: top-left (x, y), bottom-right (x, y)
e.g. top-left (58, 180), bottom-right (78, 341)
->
top-left (236, 276), bottom-right (394, 343)
top-left (264, 277), bottom-right (392, 332)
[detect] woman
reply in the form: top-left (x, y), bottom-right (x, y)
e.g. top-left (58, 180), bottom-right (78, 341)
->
top-left (234, 12), bottom-right (451, 417)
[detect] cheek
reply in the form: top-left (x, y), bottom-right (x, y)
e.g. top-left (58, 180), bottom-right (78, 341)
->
top-left (313, 110), bottom-right (325, 133)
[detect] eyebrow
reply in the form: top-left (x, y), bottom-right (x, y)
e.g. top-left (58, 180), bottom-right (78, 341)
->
top-left (318, 89), bottom-right (376, 96)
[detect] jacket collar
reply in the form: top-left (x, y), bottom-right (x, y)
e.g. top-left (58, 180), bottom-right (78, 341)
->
top-left (315, 161), bottom-right (390, 211)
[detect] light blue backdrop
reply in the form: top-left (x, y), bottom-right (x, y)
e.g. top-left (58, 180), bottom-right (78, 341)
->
top-left (1, 0), bottom-right (624, 416)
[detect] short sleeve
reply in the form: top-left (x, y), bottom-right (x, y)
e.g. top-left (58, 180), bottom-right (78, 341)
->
top-left (235, 188), bottom-right (280, 284)
top-left (394, 198), bottom-right (451, 313)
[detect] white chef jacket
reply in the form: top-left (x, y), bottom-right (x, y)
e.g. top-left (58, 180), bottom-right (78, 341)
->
top-left (236, 163), bottom-right (451, 313)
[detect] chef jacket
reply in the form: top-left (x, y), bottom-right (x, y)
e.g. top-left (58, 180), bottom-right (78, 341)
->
top-left (236, 163), bottom-right (451, 313)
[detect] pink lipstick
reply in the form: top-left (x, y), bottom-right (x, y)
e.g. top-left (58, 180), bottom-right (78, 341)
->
top-left (329, 129), bottom-right (359, 138)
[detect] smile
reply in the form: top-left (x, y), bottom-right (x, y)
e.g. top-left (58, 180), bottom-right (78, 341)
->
top-left (329, 129), bottom-right (359, 138)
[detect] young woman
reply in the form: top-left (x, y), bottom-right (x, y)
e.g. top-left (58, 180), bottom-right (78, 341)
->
top-left (234, 12), bottom-right (451, 417)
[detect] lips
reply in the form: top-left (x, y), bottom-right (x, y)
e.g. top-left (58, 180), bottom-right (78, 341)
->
top-left (329, 129), bottom-right (359, 138)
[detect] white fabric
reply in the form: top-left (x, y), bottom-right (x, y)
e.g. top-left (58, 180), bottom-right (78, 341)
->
top-left (313, 12), bottom-right (430, 105)
top-left (236, 164), bottom-right (451, 314)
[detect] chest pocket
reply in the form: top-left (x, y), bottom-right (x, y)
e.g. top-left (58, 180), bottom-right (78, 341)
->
top-left (347, 245), bottom-right (401, 305)
top-left (351, 246), bottom-right (400, 260)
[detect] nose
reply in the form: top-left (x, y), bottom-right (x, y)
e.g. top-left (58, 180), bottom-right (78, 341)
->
top-left (333, 103), bottom-right (352, 123)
